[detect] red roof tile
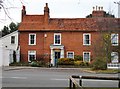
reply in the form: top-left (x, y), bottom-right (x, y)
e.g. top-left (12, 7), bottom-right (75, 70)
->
top-left (19, 15), bottom-right (120, 32)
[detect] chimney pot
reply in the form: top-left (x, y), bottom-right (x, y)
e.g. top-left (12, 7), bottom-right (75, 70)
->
top-left (46, 3), bottom-right (48, 7)
top-left (93, 7), bottom-right (95, 11)
top-left (96, 6), bottom-right (98, 11)
top-left (98, 7), bottom-right (100, 10)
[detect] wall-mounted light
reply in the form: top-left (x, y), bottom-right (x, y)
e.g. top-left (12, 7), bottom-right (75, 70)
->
top-left (44, 34), bottom-right (47, 38)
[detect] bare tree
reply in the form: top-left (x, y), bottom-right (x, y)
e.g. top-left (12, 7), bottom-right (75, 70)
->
top-left (92, 18), bottom-right (120, 67)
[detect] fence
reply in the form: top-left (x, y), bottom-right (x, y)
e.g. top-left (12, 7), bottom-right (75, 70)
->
top-left (69, 75), bottom-right (120, 89)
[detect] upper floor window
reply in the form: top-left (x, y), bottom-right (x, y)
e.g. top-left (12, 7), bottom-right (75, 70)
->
top-left (83, 33), bottom-right (91, 45)
top-left (83, 52), bottom-right (90, 62)
top-left (11, 36), bottom-right (15, 44)
top-left (67, 52), bottom-right (74, 59)
top-left (111, 52), bottom-right (118, 63)
top-left (29, 33), bottom-right (36, 45)
top-left (111, 34), bottom-right (119, 46)
top-left (54, 33), bottom-right (61, 45)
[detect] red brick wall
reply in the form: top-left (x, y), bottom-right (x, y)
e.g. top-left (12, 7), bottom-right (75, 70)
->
top-left (19, 31), bottom-right (102, 62)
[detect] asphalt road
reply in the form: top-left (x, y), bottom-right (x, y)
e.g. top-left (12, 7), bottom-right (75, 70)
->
top-left (1, 67), bottom-right (119, 88)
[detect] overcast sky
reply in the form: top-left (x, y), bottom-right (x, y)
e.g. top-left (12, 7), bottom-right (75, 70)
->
top-left (0, 0), bottom-right (119, 30)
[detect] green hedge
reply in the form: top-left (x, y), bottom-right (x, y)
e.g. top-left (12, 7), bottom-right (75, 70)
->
top-left (57, 58), bottom-right (75, 65)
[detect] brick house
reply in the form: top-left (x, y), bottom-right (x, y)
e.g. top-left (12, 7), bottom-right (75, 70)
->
top-left (18, 3), bottom-right (120, 67)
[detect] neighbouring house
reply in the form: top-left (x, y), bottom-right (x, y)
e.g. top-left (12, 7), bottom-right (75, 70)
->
top-left (18, 3), bottom-right (120, 68)
top-left (0, 31), bottom-right (20, 66)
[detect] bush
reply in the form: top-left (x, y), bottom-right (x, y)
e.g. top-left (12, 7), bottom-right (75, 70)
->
top-left (30, 60), bottom-right (45, 67)
top-left (74, 61), bottom-right (82, 66)
top-left (74, 55), bottom-right (83, 61)
top-left (57, 58), bottom-right (74, 65)
top-left (74, 61), bottom-right (89, 67)
top-left (9, 62), bottom-right (30, 66)
top-left (91, 57), bottom-right (107, 70)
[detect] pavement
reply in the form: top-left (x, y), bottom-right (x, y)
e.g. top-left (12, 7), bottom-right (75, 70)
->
top-left (1, 66), bottom-right (119, 74)
top-left (2, 66), bottom-right (96, 73)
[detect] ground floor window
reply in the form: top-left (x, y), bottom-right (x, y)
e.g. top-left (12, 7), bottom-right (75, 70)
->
top-left (111, 52), bottom-right (118, 63)
top-left (67, 52), bottom-right (74, 59)
top-left (28, 51), bottom-right (36, 62)
top-left (83, 52), bottom-right (90, 62)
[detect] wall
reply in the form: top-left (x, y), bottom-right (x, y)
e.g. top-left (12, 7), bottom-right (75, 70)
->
top-left (0, 31), bottom-right (19, 66)
top-left (19, 31), bottom-right (101, 62)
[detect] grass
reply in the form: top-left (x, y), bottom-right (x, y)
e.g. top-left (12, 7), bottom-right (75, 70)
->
top-left (83, 68), bottom-right (119, 74)
top-left (66, 87), bottom-right (120, 89)
top-left (83, 87), bottom-right (120, 89)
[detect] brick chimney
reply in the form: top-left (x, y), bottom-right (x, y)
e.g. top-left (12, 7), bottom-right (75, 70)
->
top-left (44, 3), bottom-right (50, 25)
top-left (21, 5), bottom-right (26, 21)
top-left (92, 6), bottom-right (106, 17)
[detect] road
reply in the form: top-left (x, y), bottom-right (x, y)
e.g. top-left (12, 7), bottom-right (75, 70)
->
top-left (1, 67), bottom-right (119, 88)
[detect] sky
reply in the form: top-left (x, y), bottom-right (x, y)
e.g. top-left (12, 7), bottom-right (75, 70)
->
top-left (0, 0), bottom-right (119, 30)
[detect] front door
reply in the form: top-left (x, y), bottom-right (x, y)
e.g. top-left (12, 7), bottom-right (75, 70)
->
top-left (54, 52), bottom-right (61, 66)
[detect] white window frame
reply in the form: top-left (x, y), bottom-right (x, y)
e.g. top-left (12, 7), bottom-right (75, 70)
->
top-left (28, 51), bottom-right (36, 62)
top-left (111, 33), bottom-right (119, 46)
top-left (67, 52), bottom-right (74, 59)
top-left (83, 52), bottom-right (91, 62)
top-left (29, 33), bottom-right (36, 45)
top-left (11, 36), bottom-right (15, 44)
top-left (54, 33), bottom-right (61, 45)
top-left (111, 52), bottom-right (119, 63)
top-left (83, 33), bottom-right (91, 45)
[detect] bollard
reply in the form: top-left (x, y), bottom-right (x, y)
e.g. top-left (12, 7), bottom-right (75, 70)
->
top-left (69, 79), bottom-right (72, 89)
top-left (118, 79), bottom-right (120, 88)
top-left (79, 76), bottom-right (82, 87)
top-left (73, 82), bottom-right (75, 89)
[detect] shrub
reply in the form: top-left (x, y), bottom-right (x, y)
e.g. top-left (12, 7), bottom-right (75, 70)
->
top-left (91, 57), bottom-right (107, 70)
top-left (74, 61), bottom-right (83, 66)
top-left (57, 58), bottom-right (74, 65)
top-left (74, 55), bottom-right (83, 61)
top-left (9, 62), bottom-right (30, 66)
top-left (74, 61), bottom-right (90, 67)
top-left (30, 60), bottom-right (45, 67)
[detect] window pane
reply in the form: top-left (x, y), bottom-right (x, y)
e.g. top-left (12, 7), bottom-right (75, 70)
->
top-left (111, 34), bottom-right (118, 46)
top-left (30, 34), bottom-right (35, 45)
top-left (111, 52), bottom-right (118, 63)
top-left (84, 52), bottom-right (90, 62)
top-left (54, 34), bottom-right (61, 45)
top-left (11, 36), bottom-right (15, 44)
top-left (67, 52), bottom-right (74, 59)
top-left (28, 51), bottom-right (36, 62)
top-left (29, 55), bottom-right (35, 61)
top-left (84, 34), bottom-right (90, 45)
top-left (85, 35), bottom-right (89, 40)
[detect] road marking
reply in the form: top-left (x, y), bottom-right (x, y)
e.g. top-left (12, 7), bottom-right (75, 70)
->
top-left (50, 78), bottom-right (68, 81)
top-left (1, 77), bottom-right (27, 79)
top-left (10, 77), bottom-right (27, 79)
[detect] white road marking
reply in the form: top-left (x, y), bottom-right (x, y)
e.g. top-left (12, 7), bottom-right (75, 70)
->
top-left (1, 76), bottom-right (27, 79)
top-left (50, 78), bottom-right (68, 81)
top-left (10, 77), bottom-right (27, 79)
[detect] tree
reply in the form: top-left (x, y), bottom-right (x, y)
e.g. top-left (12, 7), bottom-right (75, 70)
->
top-left (9, 22), bottom-right (19, 33)
top-left (91, 18), bottom-right (120, 70)
top-left (1, 26), bottom-right (9, 37)
top-left (1, 22), bottom-right (19, 37)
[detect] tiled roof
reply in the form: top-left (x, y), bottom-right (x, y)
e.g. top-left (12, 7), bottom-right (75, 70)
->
top-left (19, 15), bottom-right (120, 32)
